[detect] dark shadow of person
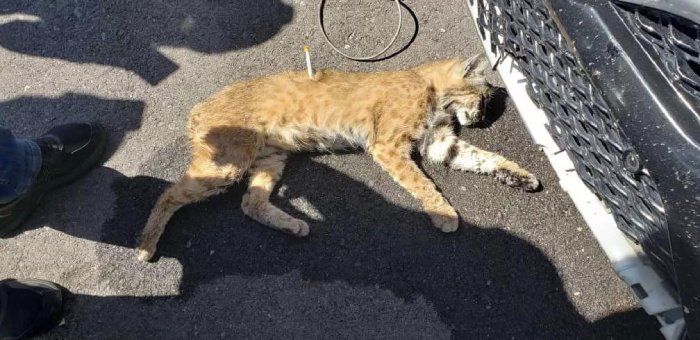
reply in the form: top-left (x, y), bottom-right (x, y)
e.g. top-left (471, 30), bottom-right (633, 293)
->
top-left (0, 0), bottom-right (294, 85)
top-left (0, 93), bottom-right (145, 239)
top-left (0, 93), bottom-right (145, 159)
top-left (2, 105), bottom-right (660, 338)
top-left (41, 142), bottom-right (659, 338)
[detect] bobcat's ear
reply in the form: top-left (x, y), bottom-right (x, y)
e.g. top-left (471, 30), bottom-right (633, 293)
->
top-left (458, 53), bottom-right (490, 79)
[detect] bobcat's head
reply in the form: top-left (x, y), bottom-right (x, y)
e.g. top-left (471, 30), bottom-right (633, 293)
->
top-left (414, 54), bottom-right (494, 126)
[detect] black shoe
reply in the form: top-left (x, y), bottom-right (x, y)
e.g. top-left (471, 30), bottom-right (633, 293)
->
top-left (0, 123), bottom-right (107, 237)
top-left (0, 279), bottom-right (64, 340)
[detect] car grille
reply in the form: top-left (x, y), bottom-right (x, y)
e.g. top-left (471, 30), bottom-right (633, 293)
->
top-left (471, 0), bottom-right (674, 279)
top-left (617, 3), bottom-right (700, 105)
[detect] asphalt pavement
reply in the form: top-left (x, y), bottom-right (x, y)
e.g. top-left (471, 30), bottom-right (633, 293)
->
top-left (0, 0), bottom-right (661, 338)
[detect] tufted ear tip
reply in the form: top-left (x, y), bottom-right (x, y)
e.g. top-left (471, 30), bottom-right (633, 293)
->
top-left (460, 53), bottom-right (490, 78)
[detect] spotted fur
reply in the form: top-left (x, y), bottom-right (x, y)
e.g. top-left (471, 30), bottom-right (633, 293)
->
top-left (136, 54), bottom-right (540, 262)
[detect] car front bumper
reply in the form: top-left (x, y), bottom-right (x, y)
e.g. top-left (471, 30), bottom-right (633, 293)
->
top-left (467, 0), bottom-right (700, 338)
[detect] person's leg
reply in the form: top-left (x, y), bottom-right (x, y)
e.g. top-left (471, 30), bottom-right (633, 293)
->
top-left (0, 127), bottom-right (42, 204)
top-left (0, 123), bottom-right (107, 236)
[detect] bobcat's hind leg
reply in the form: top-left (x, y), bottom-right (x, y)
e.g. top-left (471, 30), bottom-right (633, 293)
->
top-left (136, 173), bottom-right (232, 262)
top-left (136, 128), bottom-right (261, 262)
top-left (241, 147), bottom-right (309, 237)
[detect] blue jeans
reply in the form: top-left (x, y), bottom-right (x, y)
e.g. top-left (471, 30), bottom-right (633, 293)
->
top-left (0, 128), bottom-right (41, 204)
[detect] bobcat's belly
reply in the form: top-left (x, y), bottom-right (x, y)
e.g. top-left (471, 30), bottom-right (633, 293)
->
top-left (268, 125), bottom-right (369, 152)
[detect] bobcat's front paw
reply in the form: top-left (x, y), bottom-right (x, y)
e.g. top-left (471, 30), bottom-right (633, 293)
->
top-left (495, 169), bottom-right (541, 192)
top-left (522, 174), bottom-right (540, 192)
top-left (427, 206), bottom-right (459, 233)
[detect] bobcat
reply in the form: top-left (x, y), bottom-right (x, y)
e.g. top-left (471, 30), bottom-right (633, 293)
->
top-left (136, 54), bottom-right (540, 262)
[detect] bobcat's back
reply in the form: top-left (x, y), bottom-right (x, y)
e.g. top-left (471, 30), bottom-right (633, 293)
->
top-left (188, 68), bottom-right (435, 152)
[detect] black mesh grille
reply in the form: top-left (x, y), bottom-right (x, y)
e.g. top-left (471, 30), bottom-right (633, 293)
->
top-left (472, 0), bottom-right (674, 278)
top-left (617, 4), bottom-right (700, 103)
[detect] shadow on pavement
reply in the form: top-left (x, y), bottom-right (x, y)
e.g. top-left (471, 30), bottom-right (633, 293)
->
top-left (0, 0), bottom-right (293, 84)
top-left (59, 158), bottom-right (659, 338)
top-left (0, 94), bottom-right (145, 242)
top-left (1, 98), bottom-right (660, 338)
top-left (473, 86), bottom-right (508, 130)
top-left (0, 93), bottom-right (145, 160)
